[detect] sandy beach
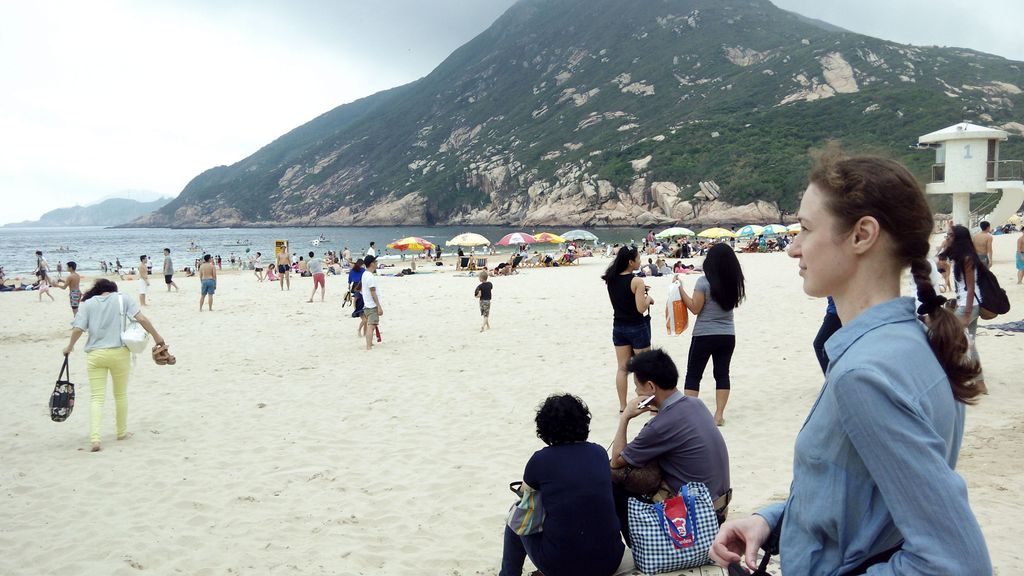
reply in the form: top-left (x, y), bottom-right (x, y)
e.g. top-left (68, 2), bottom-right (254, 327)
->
top-left (1, 235), bottom-right (1021, 575)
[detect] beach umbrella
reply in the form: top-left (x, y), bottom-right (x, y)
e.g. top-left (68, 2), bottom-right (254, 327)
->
top-left (735, 224), bottom-right (764, 238)
top-left (387, 236), bottom-right (433, 251)
top-left (533, 232), bottom-right (566, 243)
top-left (1006, 214), bottom-right (1021, 226)
top-left (786, 223), bottom-right (802, 234)
top-left (761, 224), bottom-right (789, 236)
top-left (497, 232), bottom-right (537, 246)
top-left (561, 229), bottom-right (599, 242)
top-left (697, 227), bottom-right (737, 239)
top-left (445, 232), bottom-right (491, 247)
top-left (655, 227), bottom-right (695, 239)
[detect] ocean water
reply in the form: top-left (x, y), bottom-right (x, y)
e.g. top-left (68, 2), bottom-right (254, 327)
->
top-left (0, 225), bottom-right (652, 275)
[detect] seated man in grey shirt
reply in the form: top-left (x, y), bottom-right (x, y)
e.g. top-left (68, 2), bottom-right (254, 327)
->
top-left (610, 349), bottom-right (731, 546)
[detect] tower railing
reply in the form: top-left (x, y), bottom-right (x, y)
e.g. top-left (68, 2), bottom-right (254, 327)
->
top-left (930, 160), bottom-right (1023, 183)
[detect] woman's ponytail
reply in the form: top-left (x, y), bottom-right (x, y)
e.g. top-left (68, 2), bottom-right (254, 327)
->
top-left (910, 258), bottom-right (984, 403)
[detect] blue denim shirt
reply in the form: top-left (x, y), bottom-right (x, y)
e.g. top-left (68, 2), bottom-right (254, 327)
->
top-left (758, 297), bottom-right (990, 575)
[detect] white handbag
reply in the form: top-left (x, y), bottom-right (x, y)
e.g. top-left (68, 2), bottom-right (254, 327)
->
top-left (118, 294), bottom-right (150, 353)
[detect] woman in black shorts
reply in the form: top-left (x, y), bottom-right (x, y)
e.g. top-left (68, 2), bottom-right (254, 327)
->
top-left (602, 245), bottom-right (653, 412)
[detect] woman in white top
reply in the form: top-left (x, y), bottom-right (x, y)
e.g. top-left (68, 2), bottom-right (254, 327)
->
top-left (62, 279), bottom-right (166, 452)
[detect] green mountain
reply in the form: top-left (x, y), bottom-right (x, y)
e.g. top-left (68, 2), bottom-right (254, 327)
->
top-left (133, 0), bottom-right (1024, 228)
top-left (7, 197), bottom-right (173, 227)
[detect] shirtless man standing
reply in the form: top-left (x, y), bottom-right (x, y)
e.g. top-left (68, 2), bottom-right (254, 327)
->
top-left (199, 254), bottom-right (217, 311)
top-left (275, 248), bottom-right (291, 290)
top-left (973, 221), bottom-right (994, 268)
top-left (138, 255), bottom-right (151, 306)
top-left (61, 261), bottom-right (82, 316)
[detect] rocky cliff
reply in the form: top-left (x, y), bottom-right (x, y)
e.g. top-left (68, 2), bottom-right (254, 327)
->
top-left (131, 0), bottom-right (1024, 228)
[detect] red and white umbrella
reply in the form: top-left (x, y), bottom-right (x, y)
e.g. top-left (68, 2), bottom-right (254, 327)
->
top-left (497, 232), bottom-right (537, 246)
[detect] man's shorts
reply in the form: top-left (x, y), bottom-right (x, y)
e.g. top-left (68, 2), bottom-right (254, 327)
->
top-left (479, 299), bottom-right (491, 317)
top-left (278, 264), bottom-right (289, 274)
top-left (136, 278), bottom-right (147, 295)
top-left (69, 289), bottom-right (82, 310)
top-left (164, 274), bottom-right (173, 284)
top-left (313, 272), bottom-right (325, 289)
top-left (364, 307), bottom-right (380, 325)
top-left (612, 318), bottom-right (651, 349)
top-left (201, 279), bottom-right (216, 296)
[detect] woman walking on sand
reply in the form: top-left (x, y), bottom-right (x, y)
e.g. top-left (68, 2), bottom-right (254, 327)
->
top-left (674, 242), bottom-right (745, 426)
top-left (603, 245), bottom-right (654, 412)
top-left (61, 279), bottom-right (168, 452)
top-left (941, 225), bottom-right (985, 385)
top-left (711, 152), bottom-right (989, 574)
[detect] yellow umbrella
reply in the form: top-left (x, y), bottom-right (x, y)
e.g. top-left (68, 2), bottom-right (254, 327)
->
top-left (387, 236), bottom-right (433, 251)
top-left (787, 223), bottom-right (802, 234)
top-left (697, 227), bottom-right (737, 239)
top-left (533, 232), bottom-right (566, 243)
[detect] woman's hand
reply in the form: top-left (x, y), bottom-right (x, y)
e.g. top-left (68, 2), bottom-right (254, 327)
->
top-left (709, 515), bottom-right (772, 571)
top-left (62, 345), bottom-right (72, 357)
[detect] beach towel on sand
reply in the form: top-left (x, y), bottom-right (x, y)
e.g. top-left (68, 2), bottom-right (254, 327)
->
top-left (665, 282), bottom-right (688, 335)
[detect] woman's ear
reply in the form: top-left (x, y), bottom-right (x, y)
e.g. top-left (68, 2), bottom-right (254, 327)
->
top-left (849, 216), bottom-right (882, 255)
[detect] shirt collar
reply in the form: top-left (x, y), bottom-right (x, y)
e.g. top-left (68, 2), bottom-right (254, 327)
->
top-left (824, 297), bottom-right (919, 365)
top-left (660, 390), bottom-right (684, 410)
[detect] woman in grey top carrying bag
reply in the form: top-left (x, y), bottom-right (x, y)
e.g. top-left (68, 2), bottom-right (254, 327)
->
top-left (62, 279), bottom-right (167, 452)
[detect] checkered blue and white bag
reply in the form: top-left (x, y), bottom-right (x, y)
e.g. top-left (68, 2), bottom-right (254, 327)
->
top-left (627, 482), bottom-right (719, 574)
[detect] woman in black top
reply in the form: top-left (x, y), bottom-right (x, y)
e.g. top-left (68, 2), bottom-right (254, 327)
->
top-left (499, 395), bottom-right (625, 576)
top-left (603, 245), bottom-right (654, 411)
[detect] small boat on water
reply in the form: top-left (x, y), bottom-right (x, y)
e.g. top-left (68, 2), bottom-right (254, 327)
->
top-left (222, 240), bottom-right (252, 247)
top-left (310, 234), bottom-right (332, 246)
top-left (186, 242), bottom-right (203, 252)
top-left (53, 246), bottom-right (77, 253)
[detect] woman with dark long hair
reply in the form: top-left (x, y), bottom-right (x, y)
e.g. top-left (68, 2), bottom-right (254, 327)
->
top-left (62, 279), bottom-right (167, 452)
top-left (710, 153), bottom-right (989, 574)
top-left (674, 242), bottom-right (745, 426)
top-left (499, 394), bottom-right (624, 576)
top-left (941, 224), bottom-right (985, 384)
top-left (603, 245), bottom-right (654, 412)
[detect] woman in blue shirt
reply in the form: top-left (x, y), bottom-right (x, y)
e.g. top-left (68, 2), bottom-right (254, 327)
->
top-left (710, 153), bottom-right (990, 574)
top-left (499, 394), bottom-right (624, 576)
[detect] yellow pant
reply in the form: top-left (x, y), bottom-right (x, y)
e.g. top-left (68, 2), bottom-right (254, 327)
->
top-left (86, 347), bottom-right (131, 443)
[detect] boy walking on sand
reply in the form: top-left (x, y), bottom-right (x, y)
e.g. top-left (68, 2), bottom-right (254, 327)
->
top-left (163, 248), bottom-right (179, 292)
top-left (474, 270), bottom-right (492, 332)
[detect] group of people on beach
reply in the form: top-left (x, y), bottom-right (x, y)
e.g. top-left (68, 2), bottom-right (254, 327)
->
top-left (500, 152), bottom-right (994, 576)
top-left (18, 151), bottom-right (1014, 574)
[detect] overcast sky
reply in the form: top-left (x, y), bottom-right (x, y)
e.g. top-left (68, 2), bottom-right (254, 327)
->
top-left (2, 0), bottom-right (1021, 224)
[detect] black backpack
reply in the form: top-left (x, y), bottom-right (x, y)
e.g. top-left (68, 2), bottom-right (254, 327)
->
top-left (977, 264), bottom-right (1010, 319)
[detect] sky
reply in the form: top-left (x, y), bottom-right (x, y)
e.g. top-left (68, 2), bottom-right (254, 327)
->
top-left (2, 0), bottom-right (1022, 224)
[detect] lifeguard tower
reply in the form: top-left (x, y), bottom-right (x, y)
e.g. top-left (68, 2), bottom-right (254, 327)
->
top-left (917, 122), bottom-right (1024, 227)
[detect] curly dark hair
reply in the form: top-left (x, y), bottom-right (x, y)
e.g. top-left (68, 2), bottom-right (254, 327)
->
top-left (535, 394), bottom-right (591, 446)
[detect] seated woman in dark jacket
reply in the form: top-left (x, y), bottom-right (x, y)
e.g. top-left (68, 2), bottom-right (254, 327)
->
top-left (500, 394), bottom-right (625, 576)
